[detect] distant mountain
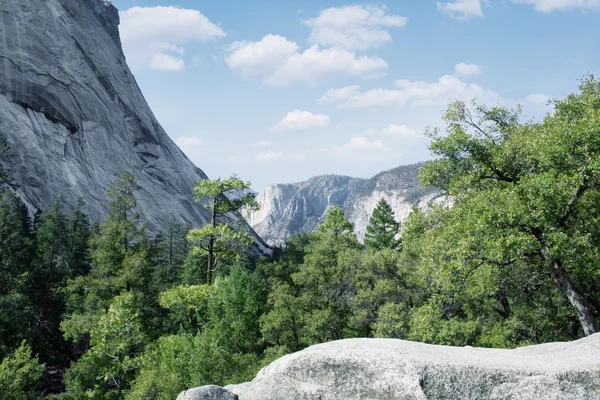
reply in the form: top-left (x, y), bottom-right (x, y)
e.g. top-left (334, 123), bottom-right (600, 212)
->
top-left (0, 0), bottom-right (269, 255)
top-left (246, 163), bottom-right (445, 247)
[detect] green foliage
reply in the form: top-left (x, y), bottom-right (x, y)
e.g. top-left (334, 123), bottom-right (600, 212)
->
top-left (129, 265), bottom-right (265, 399)
top-left (0, 341), bottom-right (44, 400)
top-left (189, 175), bottom-right (259, 284)
top-left (415, 76), bottom-right (600, 340)
top-left (364, 199), bottom-right (401, 251)
top-left (62, 172), bottom-right (152, 343)
top-left (2, 76), bottom-right (599, 399)
top-left (64, 292), bottom-right (146, 398)
top-left (0, 192), bottom-right (35, 358)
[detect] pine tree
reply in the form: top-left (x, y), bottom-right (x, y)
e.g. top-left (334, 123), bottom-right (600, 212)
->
top-left (364, 199), bottom-right (401, 251)
top-left (187, 175), bottom-right (259, 284)
top-left (0, 191), bottom-right (35, 358)
top-left (29, 197), bottom-right (70, 363)
top-left (62, 172), bottom-right (153, 343)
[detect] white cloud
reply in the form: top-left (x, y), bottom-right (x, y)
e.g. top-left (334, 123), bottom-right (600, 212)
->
top-left (271, 110), bottom-right (331, 132)
top-left (525, 93), bottom-right (550, 106)
top-left (119, 6), bottom-right (225, 71)
top-left (225, 34), bottom-right (387, 86)
top-left (317, 85), bottom-right (361, 104)
top-left (150, 52), bottom-right (186, 71)
top-left (454, 63), bottom-right (482, 78)
top-left (176, 136), bottom-right (204, 160)
top-left (437, 0), bottom-right (484, 19)
top-left (304, 5), bottom-right (407, 51)
top-left (341, 136), bottom-right (386, 151)
top-left (253, 140), bottom-right (278, 147)
top-left (256, 151), bottom-right (306, 161)
top-left (511, 0), bottom-right (600, 12)
top-left (380, 124), bottom-right (418, 137)
top-left (324, 73), bottom-right (500, 109)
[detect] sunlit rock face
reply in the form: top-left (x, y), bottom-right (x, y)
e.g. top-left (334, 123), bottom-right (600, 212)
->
top-left (189, 334), bottom-right (600, 399)
top-left (0, 0), bottom-right (268, 254)
top-left (246, 164), bottom-right (444, 246)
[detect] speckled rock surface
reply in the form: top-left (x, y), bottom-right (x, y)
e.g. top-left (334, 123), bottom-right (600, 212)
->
top-left (176, 385), bottom-right (238, 400)
top-left (203, 335), bottom-right (600, 399)
top-left (246, 164), bottom-right (443, 246)
top-left (0, 0), bottom-right (269, 254)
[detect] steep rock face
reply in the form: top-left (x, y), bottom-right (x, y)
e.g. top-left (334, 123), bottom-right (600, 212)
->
top-left (192, 334), bottom-right (600, 399)
top-left (0, 0), bottom-right (268, 253)
top-left (246, 164), bottom-right (439, 246)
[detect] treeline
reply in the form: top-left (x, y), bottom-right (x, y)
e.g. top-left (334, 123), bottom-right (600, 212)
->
top-left (1, 77), bottom-right (599, 399)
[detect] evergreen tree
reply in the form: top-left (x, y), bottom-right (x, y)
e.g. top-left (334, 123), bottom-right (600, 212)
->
top-left (67, 197), bottom-right (91, 278)
top-left (0, 191), bottom-right (35, 358)
top-left (364, 199), bottom-right (401, 251)
top-left (187, 175), bottom-right (259, 284)
top-left (29, 198), bottom-right (71, 363)
top-left (261, 208), bottom-right (361, 349)
top-left (152, 216), bottom-right (189, 291)
top-left (62, 172), bottom-right (153, 344)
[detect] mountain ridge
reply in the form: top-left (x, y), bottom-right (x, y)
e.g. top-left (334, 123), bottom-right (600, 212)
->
top-left (246, 162), bottom-right (441, 246)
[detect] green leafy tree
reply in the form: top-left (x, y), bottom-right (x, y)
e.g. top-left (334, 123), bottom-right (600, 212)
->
top-left (0, 341), bottom-right (45, 400)
top-left (418, 76), bottom-right (600, 337)
top-left (364, 199), bottom-right (401, 251)
top-left (130, 266), bottom-right (266, 399)
top-left (64, 292), bottom-right (146, 399)
top-left (188, 175), bottom-right (259, 284)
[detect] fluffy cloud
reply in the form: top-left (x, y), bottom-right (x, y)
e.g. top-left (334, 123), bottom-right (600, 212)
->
top-left (454, 63), bottom-right (482, 78)
top-left (150, 53), bottom-right (186, 71)
top-left (225, 35), bottom-right (387, 86)
top-left (437, 0), bottom-right (484, 19)
top-left (256, 151), bottom-right (306, 161)
top-left (322, 72), bottom-right (499, 109)
top-left (175, 136), bottom-right (204, 160)
top-left (317, 85), bottom-right (361, 104)
top-left (271, 110), bottom-right (331, 132)
top-left (304, 5), bottom-right (407, 51)
top-left (341, 136), bottom-right (385, 151)
top-left (511, 0), bottom-right (600, 12)
top-left (525, 93), bottom-right (550, 106)
top-left (380, 124), bottom-right (418, 138)
top-left (119, 6), bottom-right (225, 71)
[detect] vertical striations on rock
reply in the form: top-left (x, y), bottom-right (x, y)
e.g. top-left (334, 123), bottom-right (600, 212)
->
top-left (0, 0), bottom-right (269, 254)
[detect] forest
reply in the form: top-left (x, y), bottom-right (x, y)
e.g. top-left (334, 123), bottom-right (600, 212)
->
top-left (0, 77), bottom-right (599, 399)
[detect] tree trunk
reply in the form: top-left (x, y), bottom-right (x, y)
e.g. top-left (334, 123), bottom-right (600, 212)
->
top-left (207, 199), bottom-right (216, 284)
top-left (552, 258), bottom-right (598, 336)
top-left (532, 236), bottom-right (598, 336)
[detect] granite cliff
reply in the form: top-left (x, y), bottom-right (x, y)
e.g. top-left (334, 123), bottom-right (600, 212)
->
top-left (246, 163), bottom-right (441, 246)
top-left (0, 0), bottom-right (268, 253)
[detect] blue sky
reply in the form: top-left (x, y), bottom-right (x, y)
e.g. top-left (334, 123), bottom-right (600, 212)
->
top-left (110, 0), bottom-right (600, 191)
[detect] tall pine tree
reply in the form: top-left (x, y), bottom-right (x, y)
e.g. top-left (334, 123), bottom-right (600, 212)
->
top-left (364, 199), bottom-right (401, 251)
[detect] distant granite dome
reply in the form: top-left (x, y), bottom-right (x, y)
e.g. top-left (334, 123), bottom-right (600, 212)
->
top-left (0, 0), bottom-right (269, 254)
top-left (246, 163), bottom-right (444, 247)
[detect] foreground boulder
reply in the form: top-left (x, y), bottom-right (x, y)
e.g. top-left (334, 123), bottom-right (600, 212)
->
top-left (187, 334), bottom-right (600, 399)
top-left (177, 385), bottom-right (238, 400)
